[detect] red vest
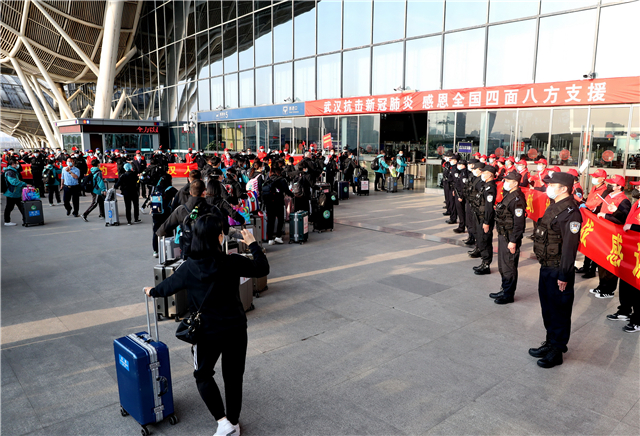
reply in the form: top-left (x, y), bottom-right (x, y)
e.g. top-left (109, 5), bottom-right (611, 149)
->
top-left (186, 153), bottom-right (196, 164)
top-left (625, 200), bottom-right (640, 226)
top-left (531, 169), bottom-right (548, 188)
top-left (585, 183), bottom-right (608, 211)
top-left (604, 191), bottom-right (627, 208)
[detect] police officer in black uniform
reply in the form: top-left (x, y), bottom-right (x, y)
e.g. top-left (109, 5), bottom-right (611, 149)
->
top-left (442, 151), bottom-right (453, 216)
top-left (453, 160), bottom-right (469, 234)
top-left (529, 172), bottom-right (582, 369)
top-left (463, 159), bottom-right (482, 247)
top-left (467, 161), bottom-right (486, 255)
top-left (473, 165), bottom-right (497, 275)
top-left (491, 171), bottom-right (527, 304)
top-left (445, 153), bottom-right (460, 225)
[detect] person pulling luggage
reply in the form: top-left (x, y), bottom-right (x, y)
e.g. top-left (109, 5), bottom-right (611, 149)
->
top-left (114, 163), bottom-right (141, 225)
top-left (81, 159), bottom-right (107, 221)
top-left (151, 174), bottom-right (178, 258)
top-left (372, 152), bottom-right (388, 191)
top-left (144, 217), bottom-right (269, 436)
top-left (472, 165), bottom-right (497, 275)
top-left (491, 171), bottom-right (527, 304)
top-left (261, 166), bottom-right (294, 245)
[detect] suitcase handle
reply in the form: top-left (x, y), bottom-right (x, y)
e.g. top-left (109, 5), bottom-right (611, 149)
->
top-left (145, 293), bottom-right (160, 342)
top-left (156, 376), bottom-right (169, 396)
top-left (158, 236), bottom-right (166, 264)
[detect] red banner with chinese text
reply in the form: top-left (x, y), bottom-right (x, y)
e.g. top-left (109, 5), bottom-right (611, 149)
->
top-left (305, 76), bottom-right (640, 116)
top-left (494, 183), bottom-right (549, 222)
top-left (579, 210), bottom-right (640, 289)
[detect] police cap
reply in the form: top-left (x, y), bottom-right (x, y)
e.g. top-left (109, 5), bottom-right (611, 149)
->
top-left (444, 150), bottom-right (453, 157)
top-left (503, 171), bottom-right (522, 183)
top-left (471, 161), bottom-right (485, 170)
top-left (211, 168), bottom-right (224, 177)
top-left (458, 160), bottom-right (467, 166)
top-left (543, 171), bottom-right (573, 189)
top-left (481, 165), bottom-right (497, 175)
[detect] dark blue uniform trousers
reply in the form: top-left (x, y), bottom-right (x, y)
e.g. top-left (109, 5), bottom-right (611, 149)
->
top-left (538, 266), bottom-right (575, 353)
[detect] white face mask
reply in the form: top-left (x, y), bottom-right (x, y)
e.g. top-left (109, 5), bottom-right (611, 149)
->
top-left (546, 186), bottom-right (560, 199)
top-left (503, 182), bottom-right (513, 191)
top-left (457, 165), bottom-right (464, 171)
top-left (480, 158), bottom-right (486, 163)
top-left (592, 177), bottom-right (601, 185)
top-left (489, 159), bottom-right (494, 164)
top-left (472, 169), bottom-right (480, 177)
top-left (481, 173), bottom-right (488, 182)
top-left (450, 161), bottom-right (457, 166)
top-left (548, 171), bottom-right (554, 176)
top-left (516, 165), bottom-right (524, 172)
top-left (537, 165), bottom-right (544, 171)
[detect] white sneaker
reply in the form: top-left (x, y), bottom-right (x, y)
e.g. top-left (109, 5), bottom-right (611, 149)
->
top-left (49, 204), bottom-right (54, 207)
top-left (274, 237), bottom-right (284, 244)
top-left (214, 418), bottom-right (240, 436)
top-left (153, 252), bottom-right (158, 258)
top-left (4, 222), bottom-right (17, 226)
top-left (268, 240), bottom-right (275, 245)
top-left (589, 288), bottom-right (599, 294)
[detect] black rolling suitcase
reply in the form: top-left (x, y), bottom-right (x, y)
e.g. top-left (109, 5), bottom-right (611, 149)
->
top-left (313, 193), bottom-right (334, 232)
top-left (386, 176), bottom-right (398, 193)
top-left (23, 200), bottom-right (44, 226)
top-left (404, 174), bottom-right (415, 190)
top-left (357, 178), bottom-right (370, 196)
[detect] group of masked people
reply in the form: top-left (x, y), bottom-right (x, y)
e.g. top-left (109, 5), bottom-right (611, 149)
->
top-left (441, 150), bottom-right (640, 369)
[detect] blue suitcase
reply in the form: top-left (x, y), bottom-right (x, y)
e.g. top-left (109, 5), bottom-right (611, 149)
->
top-left (114, 295), bottom-right (178, 435)
top-left (336, 181), bottom-right (349, 200)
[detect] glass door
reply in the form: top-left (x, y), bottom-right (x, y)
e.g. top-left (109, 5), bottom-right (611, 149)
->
top-left (626, 105), bottom-right (640, 186)
top-left (486, 110), bottom-right (517, 159)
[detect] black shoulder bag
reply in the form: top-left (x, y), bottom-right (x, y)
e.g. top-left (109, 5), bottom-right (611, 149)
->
top-left (175, 282), bottom-right (214, 344)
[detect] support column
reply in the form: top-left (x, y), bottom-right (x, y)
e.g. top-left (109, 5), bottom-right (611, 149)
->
top-left (10, 58), bottom-right (59, 150)
top-left (93, 0), bottom-right (124, 119)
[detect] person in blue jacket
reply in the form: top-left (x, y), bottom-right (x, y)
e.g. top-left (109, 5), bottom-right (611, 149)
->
top-left (396, 151), bottom-right (408, 187)
top-left (374, 153), bottom-right (389, 191)
top-left (81, 159), bottom-right (107, 221)
top-left (3, 158), bottom-right (27, 225)
top-left (42, 160), bottom-right (61, 206)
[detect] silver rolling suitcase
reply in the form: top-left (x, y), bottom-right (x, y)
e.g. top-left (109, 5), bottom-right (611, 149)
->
top-left (153, 237), bottom-right (188, 321)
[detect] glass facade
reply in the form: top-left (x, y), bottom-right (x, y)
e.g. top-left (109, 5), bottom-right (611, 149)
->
top-left (117, 0), bottom-right (639, 168)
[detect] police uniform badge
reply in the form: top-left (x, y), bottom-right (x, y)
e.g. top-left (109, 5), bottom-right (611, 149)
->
top-left (515, 208), bottom-right (523, 217)
top-left (570, 222), bottom-right (581, 234)
top-left (487, 195), bottom-right (494, 202)
top-left (455, 173), bottom-right (459, 177)
top-left (462, 178), bottom-right (467, 183)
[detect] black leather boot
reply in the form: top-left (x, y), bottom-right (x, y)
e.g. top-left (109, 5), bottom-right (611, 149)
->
top-left (464, 238), bottom-right (476, 246)
top-left (468, 248), bottom-right (481, 258)
top-left (537, 347), bottom-right (563, 368)
top-left (489, 290), bottom-right (504, 299)
top-left (474, 263), bottom-right (491, 275)
top-left (528, 341), bottom-right (553, 358)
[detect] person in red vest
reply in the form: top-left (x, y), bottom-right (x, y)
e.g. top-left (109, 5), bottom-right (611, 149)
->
top-left (222, 149), bottom-right (234, 168)
top-left (548, 166), bottom-right (561, 175)
top-left (495, 157), bottom-right (506, 181)
top-left (488, 154), bottom-right (496, 166)
top-left (504, 156), bottom-right (516, 174)
top-left (618, 180), bottom-right (640, 332)
top-left (566, 169), bottom-right (584, 203)
top-left (257, 146), bottom-right (267, 160)
top-left (590, 174), bottom-right (631, 299)
top-left (186, 148), bottom-right (197, 164)
top-left (515, 159), bottom-right (530, 187)
top-left (479, 155), bottom-right (487, 164)
top-left (530, 158), bottom-right (549, 189)
top-left (577, 168), bottom-right (612, 278)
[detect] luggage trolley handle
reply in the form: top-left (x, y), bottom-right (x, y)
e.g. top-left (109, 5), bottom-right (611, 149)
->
top-left (144, 293), bottom-right (160, 342)
top-left (158, 236), bottom-right (166, 264)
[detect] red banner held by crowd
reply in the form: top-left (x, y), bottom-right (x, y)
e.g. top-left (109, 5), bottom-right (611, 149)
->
top-left (579, 210), bottom-right (640, 289)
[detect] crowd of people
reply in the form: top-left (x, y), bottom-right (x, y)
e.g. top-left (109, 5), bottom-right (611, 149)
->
top-left (440, 150), bottom-right (640, 368)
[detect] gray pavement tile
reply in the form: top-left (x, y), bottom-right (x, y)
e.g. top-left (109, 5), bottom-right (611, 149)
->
top-left (394, 295), bottom-right (499, 327)
top-left (308, 291), bottom-right (388, 321)
top-left (20, 363), bottom-right (120, 428)
top-left (0, 285), bottom-right (45, 318)
top-left (24, 404), bottom-right (137, 436)
top-left (342, 281), bottom-right (423, 308)
top-left (378, 274), bottom-right (450, 297)
top-left (438, 379), bottom-right (622, 436)
top-left (1, 381), bottom-right (42, 436)
top-left (621, 400), bottom-right (640, 429)
top-left (610, 422), bottom-right (640, 436)
top-left (1, 308), bottom-right (69, 345)
top-left (459, 308), bottom-right (548, 349)
top-left (511, 349), bottom-right (640, 422)
top-left (358, 307), bottom-right (456, 347)
top-left (1, 349), bottom-right (18, 386)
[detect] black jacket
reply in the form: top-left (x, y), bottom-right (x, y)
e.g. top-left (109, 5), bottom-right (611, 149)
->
top-left (262, 175), bottom-right (294, 205)
top-left (152, 186), bottom-right (178, 223)
top-left (205, 196), bottom-right (245, 230)
top-left (132, 158), bottom-right (147, 174)
top-left (114, 171), bottom-right (139, 197)
top-left (171, 182), bottom-right (191, 210)
top-left (150, 242), bottom-right (269, 335)
top-left (157, 196), bottom-right (215, 237)
top-left (30, 154), bottom-right (47, 178)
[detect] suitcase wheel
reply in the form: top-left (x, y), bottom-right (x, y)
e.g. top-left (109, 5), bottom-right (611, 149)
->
top-left (39, 222), bottom-right (44, 226)
top-left (120, 407), bottom-right (129, 417)
top-left (169, 414), bottom-right (179, 425)
top-left (157, 314), bottom-right (163, 321)
top-left (114, 223), bottom-right (120, 226)
top-left (141, 426), bottom-right (150, 436)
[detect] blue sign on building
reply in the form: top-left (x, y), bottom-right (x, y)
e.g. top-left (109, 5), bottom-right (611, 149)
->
top-left (457, 142), bottom-right (473, 153)
top-left (197, 103), bottom-right (305, 123)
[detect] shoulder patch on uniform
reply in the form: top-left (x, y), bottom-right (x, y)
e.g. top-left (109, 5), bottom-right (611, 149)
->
top-left (515, 208), bottom-right (523, 217)
top-left (485, 186), bottom-right (490, 190)
top-left (454, 173), bottom-right (459, 177)
top-left (487, 195), bottom-right (494, 202)
top-left (570, 221), bottom-right (581, 234)
top-left (462, 178), bottom-right (467, 183)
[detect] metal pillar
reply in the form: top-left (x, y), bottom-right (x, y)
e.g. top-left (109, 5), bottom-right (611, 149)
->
top-left (28, 76), bottom-right (61, 147)
top-left (10, 58), bottom-right (59, 150)
top-left (93, 0), bottom-right (124, 119)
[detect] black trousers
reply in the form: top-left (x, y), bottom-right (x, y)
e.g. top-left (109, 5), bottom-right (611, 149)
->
top-left (583, 256), bottom-right (597, 274)
top-left (265, 201), bottom-right (284, 240)
top-left (152, 216), bottom-right (165, 252)
top-left (396, 172), bottom-right (404, 187)
top-left (618, 280), bottom-right (640, 324)
top-left (455, 197), bottom-right (466, 230)
top-left (498, 235), bottom-right (521, 297)
top-left (139, 183), bottom-right (147, 198)
top-left (83, 193), bottom-right (104, 218)
top-left (598, 266), bottom-right (618, 294)
top-left (63, 185), bottom-right (80, 215)
top-left (47, 185), bottom-right (61, 204)
top-left (123, 194), bottom-right (139, 223)
top-left (374, 172), bottom-right (385, 190)
top-left (443, 181), bottom-right (452, 212)
top-left (475, 215), bottom-right (494, 264)
top-left (193, 328), bottom-right (248, 425)
top-left (4, 197), bottom-right (24, 223)
top-left (466, 202), bottom-right (476, 240)
top-left (538, 266), bottom-right (575, 353)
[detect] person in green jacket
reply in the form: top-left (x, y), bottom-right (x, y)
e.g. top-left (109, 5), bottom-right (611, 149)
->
top-left (374, 153), bottom-right (389, 191)
top-left (81, 159), bottom-right (107, 221)
top-left (42, 160), bottom-right (61, 206)
top-left (3, 158), bottom-right (27, 225)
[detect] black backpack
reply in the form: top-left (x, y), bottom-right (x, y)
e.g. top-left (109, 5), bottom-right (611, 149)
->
top-left (1, 170), bottom-right (10, 194)
top-left (291, 174), bottom-right (304, 197)
top-left (178, 205), bottom-right (201, 260)
top-left (261, 176), bottom-right (278, 200)
top-left (43, 168), bottom-right (56, 186)
top-left (370, 157), bottom-right (380, 171)
top-left (81, 172), bottom-right (95, 193)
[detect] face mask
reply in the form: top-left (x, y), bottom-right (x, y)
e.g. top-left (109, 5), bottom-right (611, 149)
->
top-left (537, 165), bottom-right (544, 171)
top-left (503, 182), bottom-right (513, 191)
top-left (548, 171), bottom-right (554, 176)
top-left (632, 189), bottom-right (640, 199)
top-left (516, 165), bottom-right (524, 172)
top-left (481, 173), bottom-right (488, 182)
top-left (450, 161), bottom-right (457, 167)
top-left (67, 162), bottom-right (73, 167)
top-left (480, 159), bottom-right (486, 163)
top-left (472, 169), bottom-right (480, 177)
top-left (457, 165), bottom-right (464, 171)
top-left (592, 178), bottom-right (601, 185)
top-left (489, 159), bottom-right (494, 164)
top-left (546, 186), bottom-right (558, 199)
top-left (607, 184), bottom-right (614, 191)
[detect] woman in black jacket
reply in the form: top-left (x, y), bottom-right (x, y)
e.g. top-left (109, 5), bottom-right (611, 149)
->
top-left (205, 179), bottom-right (245, 229)
top-left (114, 163), bottom-right (140, 225)
top-left (151, 174), bottom-right (178, 257)
top-left (145, 216), bottom-right (269, 436)
top-left (262, 166), bottom-right (294, 244)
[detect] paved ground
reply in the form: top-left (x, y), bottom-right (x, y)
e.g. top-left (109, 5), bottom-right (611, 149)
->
top-left (1, 182), bottom-right (639, 435)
